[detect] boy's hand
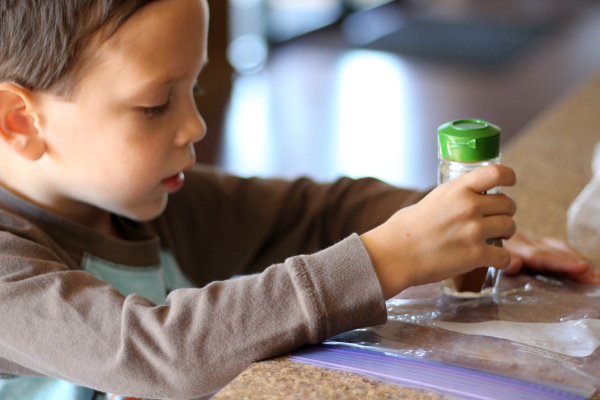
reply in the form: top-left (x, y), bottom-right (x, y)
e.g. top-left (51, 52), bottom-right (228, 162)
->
top-left (504, 229), bottom-right (600, 284)
top-left (361, 164), bottom-right (517, 299)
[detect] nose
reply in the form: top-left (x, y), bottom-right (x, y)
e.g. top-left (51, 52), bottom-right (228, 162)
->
top-left (175, 98), bottom-right (206, 146)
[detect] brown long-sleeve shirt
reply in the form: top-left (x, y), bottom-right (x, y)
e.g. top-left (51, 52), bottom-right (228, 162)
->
top-left (0, 165), bottom-right (425, 399)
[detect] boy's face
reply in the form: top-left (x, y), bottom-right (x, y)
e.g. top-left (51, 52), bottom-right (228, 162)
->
top-left (33, 0), bottom-right (208, 226)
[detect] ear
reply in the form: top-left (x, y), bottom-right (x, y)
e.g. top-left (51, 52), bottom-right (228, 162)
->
top-left (0, 83), bottom-right (46, 161)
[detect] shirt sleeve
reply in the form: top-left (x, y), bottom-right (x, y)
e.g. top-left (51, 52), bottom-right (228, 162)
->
top-left (153, 165), bottom-right (428, 285)
top-left (0, 212), bottom-right (385, 399)
top-left (0, 168), bottom-right (428, 399)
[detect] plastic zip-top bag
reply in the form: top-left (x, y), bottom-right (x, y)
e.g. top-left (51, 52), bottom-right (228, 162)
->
top-left (291, 145), bottom-right (600, 399)
top-left (293, 274), bottom-right (600, 399)
top-left (567, 141), bottom-right (600, 267)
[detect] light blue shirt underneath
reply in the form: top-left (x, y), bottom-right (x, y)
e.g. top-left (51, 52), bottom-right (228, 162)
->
top-left (0, 249), bottom-right (195, 400)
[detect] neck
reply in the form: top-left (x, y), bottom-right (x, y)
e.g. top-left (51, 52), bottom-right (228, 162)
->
top-left (0, 179), bottom-right (121, 239)
top-left (0, 153), bottom-right (124, 238)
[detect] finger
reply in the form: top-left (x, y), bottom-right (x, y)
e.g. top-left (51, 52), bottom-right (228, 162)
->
top-left (515, 250), bottom-right (600, 284)
top-left (570, 268), bottom-right (600, 285)
top-left (502, 254), bottom-right (523, 275)
top-left (476, 193), bottom-right (517, 217)
top-left (521, 252), bottom-right (591, 275)
top-left (481, 245), bottom-right (512, 270)
top-left (455, 164), bottom-right (516, 194)
top-left (503, 229), bottom-right (600, 284)
top-left (541, 237), bottom-right (587, 260)
top-left (504, 231), bottom-right (584, 262)
top-left (480, 215), bottom-right (517, 241)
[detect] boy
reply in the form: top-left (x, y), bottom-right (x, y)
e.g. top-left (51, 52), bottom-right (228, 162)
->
top-left (0, 0), bottom-right (597, 399)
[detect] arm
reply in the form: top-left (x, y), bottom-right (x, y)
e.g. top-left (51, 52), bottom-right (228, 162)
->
top-left (154, 165), bottom-right (426, 285)
top-left (3, 165), bottom-right (420, 397)
top-left (0, 217), bottom-right (385, 398)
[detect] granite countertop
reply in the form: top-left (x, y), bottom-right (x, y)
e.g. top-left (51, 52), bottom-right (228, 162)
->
top-left (502, 70), bottom-right (600, 239)
top-left (213, 69), bottom-right (600, 400)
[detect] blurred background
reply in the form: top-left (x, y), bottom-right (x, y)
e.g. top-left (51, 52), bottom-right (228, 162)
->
top-left (196, 0), bottom-right (600, 190)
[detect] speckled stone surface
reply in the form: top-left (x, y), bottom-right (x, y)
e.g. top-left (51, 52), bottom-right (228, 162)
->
top-left (212, 356), bottom-right (455, 400)
top-left (502, 69), bottom-right (600, 239)
top-left (213, 69), bottom-right (600, 399)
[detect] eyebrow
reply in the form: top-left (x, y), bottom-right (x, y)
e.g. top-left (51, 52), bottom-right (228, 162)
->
top-left (132, 59), bottom-right (209, 96)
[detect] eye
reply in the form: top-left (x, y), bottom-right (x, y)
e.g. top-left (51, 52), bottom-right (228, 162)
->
top-left (143, 98), bottom-right (171, 118)
top-left (193, 85), bottom-right (205, 96)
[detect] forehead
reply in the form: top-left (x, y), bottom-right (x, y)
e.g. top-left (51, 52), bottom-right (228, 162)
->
top-left (82, 0), bottom-right (208, 94)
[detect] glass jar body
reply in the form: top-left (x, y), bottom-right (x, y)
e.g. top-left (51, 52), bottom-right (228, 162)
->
top-left (438, 156), bottom-right (501, 187)
top-left (438, 156), bottom-right (502, 298)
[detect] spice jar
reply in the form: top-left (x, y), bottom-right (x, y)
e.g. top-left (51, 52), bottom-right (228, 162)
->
top-left (438, 119), bottom-right (502, 298)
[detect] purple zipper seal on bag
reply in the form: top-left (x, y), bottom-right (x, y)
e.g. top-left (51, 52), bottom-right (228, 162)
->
top-left (290, 344), bottom-right (587, 400)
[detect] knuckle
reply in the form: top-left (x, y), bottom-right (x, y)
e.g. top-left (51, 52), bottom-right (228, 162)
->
top-left (459, 195), bottom-right (481, 219)
top-left (464, 221), bottom-right (484, 242)
top-left (466, 244), bottom-right (487, 264)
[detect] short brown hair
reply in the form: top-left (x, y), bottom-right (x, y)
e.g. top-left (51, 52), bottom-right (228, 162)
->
top-left (0, 0), bottom-right (161, 97)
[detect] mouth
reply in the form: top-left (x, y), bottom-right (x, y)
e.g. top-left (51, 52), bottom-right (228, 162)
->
top-left (161, 171), bottom-right (185, 193)
top-left (161, 158), bottom-right (194, 193)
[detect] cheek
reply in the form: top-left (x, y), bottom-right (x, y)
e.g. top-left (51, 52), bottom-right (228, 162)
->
top-left (99, 140), bottom-right (171, 190)
top-left (42, 103), bottom-right (112, 163)
top-left (44, 101), bottom-right (173, 184)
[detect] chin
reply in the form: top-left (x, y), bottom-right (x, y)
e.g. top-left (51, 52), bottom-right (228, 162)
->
top-left (118, 198), bottom-right (168, 222)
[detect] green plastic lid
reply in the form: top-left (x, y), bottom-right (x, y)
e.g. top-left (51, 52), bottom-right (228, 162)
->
top-left (438, 119), bottom-right (501, 162)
